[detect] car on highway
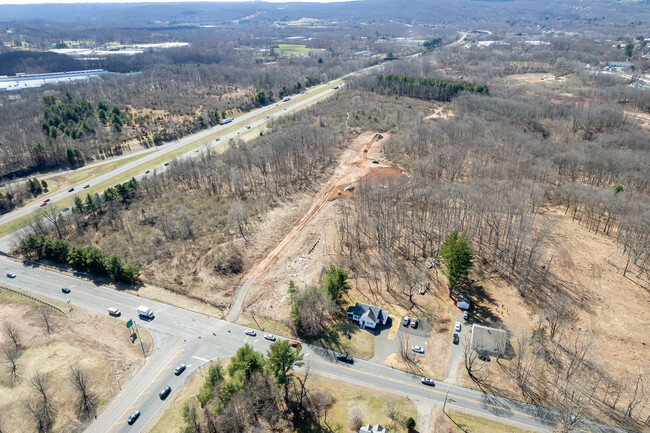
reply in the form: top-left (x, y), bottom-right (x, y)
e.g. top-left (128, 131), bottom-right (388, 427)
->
top-left (452, 333), bottom-right (459, 345)
top-left (421, 377), bottom-right (435, 386)
top-left (68, 187), bottom-right (74, 192)
top-left (194, 149), bottom-right (199, 153)
top-left (43, 198), bottom-right (51, 203)
top-left (145, 170), bottom-right (151, 174)
top-left (40, 202), bottom-right (48, 207)
top-left (410, 318), bottom-right (418, 329)
top-left (83, 184), bottom-right (90, 188)
top-left (372, 160), bottom-right (379, 164)
top-left (455, 321), bottom-right (461, 332)
top-left (159, 386), bottom-right (172, 399)
top-left (463, 310), bottom-right (469, 320)
top-left (289, 341), bottom-right (301, 348)
top-left (6, 273), bottom-right (16, 278)
top-left (215, 138), bottom-right (220, 141)
top-left (402, 315), bottom-right (410, 326)
top-left (336, 353), bottom-right (353, 363)
top-left (332, 85), bottom-right (339, 90)
top-left (264, 333), bottom-right (276, 341)
top-left (412, 345), bottom-right (424, 354)
top-left (108, 307), bottom-right (121, 317)
top-left (245, 329), bottom-right (256, 337)
top-left (61, 287), bottom-right (71, 294)
top-left (164, 162), bottom-right (170, 166)
top-left (265, 115), bottom-right (270, 118)
top-left (245, 125), bottom-right (251, 129)
top-left (174, 364), bottom-right (186, 375)
top-left (127, 410), bottom-right (140, 425)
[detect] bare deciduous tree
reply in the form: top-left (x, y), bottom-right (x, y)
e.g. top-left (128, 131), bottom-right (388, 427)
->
top-left (348, 406), bottom-right (363, 432)
top-left (4, 322), bottom-right (20, 350)
top-left (69, 363), bottom-right (98, 420)
top-left (2, 345), bottom-right (19, 387)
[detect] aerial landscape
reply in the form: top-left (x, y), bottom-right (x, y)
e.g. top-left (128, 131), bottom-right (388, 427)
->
top-left (0, 0), bottom-right (649, 432)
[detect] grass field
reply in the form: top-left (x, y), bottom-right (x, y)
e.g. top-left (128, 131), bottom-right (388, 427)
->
top-left (0, 79), bottom-right (343, 239)
top-left (276, 43), bottom-right (309, 54)
top-left (446, 410), bottom-right (537, 433)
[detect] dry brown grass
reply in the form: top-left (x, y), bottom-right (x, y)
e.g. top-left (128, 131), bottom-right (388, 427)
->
top-left (0, 296), bottom-right (148, 433)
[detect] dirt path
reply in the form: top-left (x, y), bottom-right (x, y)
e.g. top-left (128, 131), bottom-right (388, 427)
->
top-left (225, 132), bottom-right (390, 322)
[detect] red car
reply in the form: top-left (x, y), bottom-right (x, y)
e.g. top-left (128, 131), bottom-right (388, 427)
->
top-left (290, 341), bottom-right (301, 348)
top-left (39, 202), bottom-right (48, 207)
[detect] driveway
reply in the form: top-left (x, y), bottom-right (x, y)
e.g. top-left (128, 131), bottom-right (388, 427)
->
top-left (444, 310), bottom-right (469, 384)
top-left (371, 315), bottom-right (432, 364)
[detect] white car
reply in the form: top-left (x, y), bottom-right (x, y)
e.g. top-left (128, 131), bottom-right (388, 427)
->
top-left (412, 345), bottom-right (424, 354)
top-left (455, 321), bottom-right (461, 332)
top-left (264, 333), bottom-right (276, 341)
top-left (245, 329), bottom-right (256, 337)
top-left (245, 125), bottom-right (251, 129)
top-left (83, 184), bottom-right (90, 188)
top-left (6, 272), bottom-right (16, 278)
top-left (421, 377), bottom-right (435, 386)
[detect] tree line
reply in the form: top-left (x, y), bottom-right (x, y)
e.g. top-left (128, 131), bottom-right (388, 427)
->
top-left (359, 74), bottom-right (488, 102)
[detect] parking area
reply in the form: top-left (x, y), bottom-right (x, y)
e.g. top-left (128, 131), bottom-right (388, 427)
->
top-left (371, 315), bottom-right (432, 363)
top-left (444, 310), bottom-right (470, 383)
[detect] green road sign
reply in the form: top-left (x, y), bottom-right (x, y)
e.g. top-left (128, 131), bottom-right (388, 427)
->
top-left (126, 319), bottom-right (133, 328)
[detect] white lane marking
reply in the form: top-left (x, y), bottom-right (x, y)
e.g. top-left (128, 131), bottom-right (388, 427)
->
top-left (191, 356), bottom-right (209, 362)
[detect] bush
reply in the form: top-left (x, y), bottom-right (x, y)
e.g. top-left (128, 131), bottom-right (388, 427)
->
top-left (349, 406), bottom-right (363, 431)
top-left (405, 416), bottom-right (416, 429)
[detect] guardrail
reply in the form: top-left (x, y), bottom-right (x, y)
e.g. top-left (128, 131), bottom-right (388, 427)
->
top-left (0, 251), bottom-right (92, 278)
top-left (0, 284), bottom-right (70, 318)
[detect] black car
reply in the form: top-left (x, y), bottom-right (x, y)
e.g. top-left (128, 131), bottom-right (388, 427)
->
top-left (127, 410), bottom-right (140, 425)
top-left (336, 353), bottom-right (353, 363)
top-left (452, 333), bottom-right (459, 345)
top-left (68, 187), bottom-right (75, 192)
top-left (61, 287), bottom-right (71, 294)
top-left (159, 386), bottom-right (172, 399)
top-left (174, 364), bottom-right (186, 375)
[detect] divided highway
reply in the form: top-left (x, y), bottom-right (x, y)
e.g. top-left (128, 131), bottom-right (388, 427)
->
top-left (0, 256), bottom-right (630, 433)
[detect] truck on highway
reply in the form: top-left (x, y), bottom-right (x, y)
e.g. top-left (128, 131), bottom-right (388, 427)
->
top-left (137, 305), bottom-right (154, 319)
top-left (220, 117), bottom-right (233, 125)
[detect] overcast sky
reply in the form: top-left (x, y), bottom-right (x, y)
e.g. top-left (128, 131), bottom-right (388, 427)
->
top-left (0, 0), bottom-right (355, 4)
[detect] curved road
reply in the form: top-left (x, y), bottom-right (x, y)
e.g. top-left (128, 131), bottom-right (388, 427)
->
top-left (0, 256), bottom-right (632, 433)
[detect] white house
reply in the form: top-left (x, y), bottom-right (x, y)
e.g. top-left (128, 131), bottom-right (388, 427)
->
top-left (346, 302), bottom-right (389, 329)
top-left (359, 424), bottom-right (388, 433)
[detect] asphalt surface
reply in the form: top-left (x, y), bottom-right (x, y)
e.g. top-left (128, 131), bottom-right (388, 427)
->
top-left (0, 256), bottom-right (632, 433)
top-left (0, 78), bottom-right (345, 240)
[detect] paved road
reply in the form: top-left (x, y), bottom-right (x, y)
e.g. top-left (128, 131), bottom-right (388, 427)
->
top-left (0, 256), bottom-right (632, 433)
top-left (0, 79), bottom-right (344, 237)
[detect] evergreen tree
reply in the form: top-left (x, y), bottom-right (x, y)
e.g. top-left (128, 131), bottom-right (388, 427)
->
top-left (438, 231), bottom-right (474, 289)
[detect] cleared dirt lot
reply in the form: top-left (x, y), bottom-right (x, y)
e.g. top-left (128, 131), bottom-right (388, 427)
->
top-left (0, 290), bottom-right (149, 433)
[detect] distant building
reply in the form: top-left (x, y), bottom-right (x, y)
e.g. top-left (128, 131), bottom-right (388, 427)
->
top-left (470, 324), bottom-right (507, 356)
top-left (457, 291), bottom-right (471, 310)
top-left (359, 424), bottom-right (388, 433)
top-left (346, 302), bottom-right (389, 329)
top-left (607, 61), bottom-right (634, 70)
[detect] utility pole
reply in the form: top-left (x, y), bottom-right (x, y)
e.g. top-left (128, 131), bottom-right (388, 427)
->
top-left (133, 322), bottom-right (146, 358)
top-left (443, 387), bottom-right (450, 413)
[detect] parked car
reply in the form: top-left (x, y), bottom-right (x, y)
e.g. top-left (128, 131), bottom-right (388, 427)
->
top-left (174, 364), bottom-right (186, 375)
top-left (455, 322), bottom-right (461, 332)
top-left (402, 316), bottom-right (410, 326)
top-left (452, 333), bottom-right (459, 345)
top-left (264, 333), bottom-right (276, 341)
top-left (68, 187), bottom-right (75, 192)
top-left (83, 184), bottom-right (90, 188)
top-left (159, 386), bottom-right (172, 399)
top-left (6, 272), bottom-right (16, 278)
top-left (127, 410), bottom-right (140, 425)
top-left (463, 310), bottom-right (469, 320)
top-left (412, 345), bottom-right (424, 354)
top-left (421, 377), bottom-right (435, 386)
top-left (245, 329), bottom-right (256, 337)
top-left (61, 287), bottom-right (71, 294)
top-left (336, 353), bottom-right (353, 363)
top-left (290, 341), bottom-right (301, 348)
top-left (410, 318), bottom-right (418, 329)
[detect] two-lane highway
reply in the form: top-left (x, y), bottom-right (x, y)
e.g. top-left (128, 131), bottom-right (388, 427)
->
top-left (0, 256), bottom-right (631, 433)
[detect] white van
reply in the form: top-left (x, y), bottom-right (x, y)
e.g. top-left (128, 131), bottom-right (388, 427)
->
top-left (108, 307), bottom-right (121, 317)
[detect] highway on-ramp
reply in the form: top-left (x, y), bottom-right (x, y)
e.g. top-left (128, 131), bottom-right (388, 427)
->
top-left (0, 256), bottom-right (631, 433)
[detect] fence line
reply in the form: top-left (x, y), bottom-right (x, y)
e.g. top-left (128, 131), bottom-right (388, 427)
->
top-left (0, 284), bottom-right (70, 318)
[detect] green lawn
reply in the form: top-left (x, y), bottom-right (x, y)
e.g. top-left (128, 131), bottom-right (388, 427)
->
top-left (276, 43), bottom-right (309, 54)
top-left (446, 410), bottom-right (537, 433)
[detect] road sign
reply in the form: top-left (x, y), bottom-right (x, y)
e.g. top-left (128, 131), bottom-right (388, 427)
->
top-left (126, 319), bottom-right (133, 328)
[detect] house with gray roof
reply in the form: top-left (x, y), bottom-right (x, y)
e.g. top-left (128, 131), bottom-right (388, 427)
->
top-left (470, 324), bottom-right (507, 356)
top-left (359, 424), bottom-right (388, 433)
top-left (346, 302), bottom-right (389, 329)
